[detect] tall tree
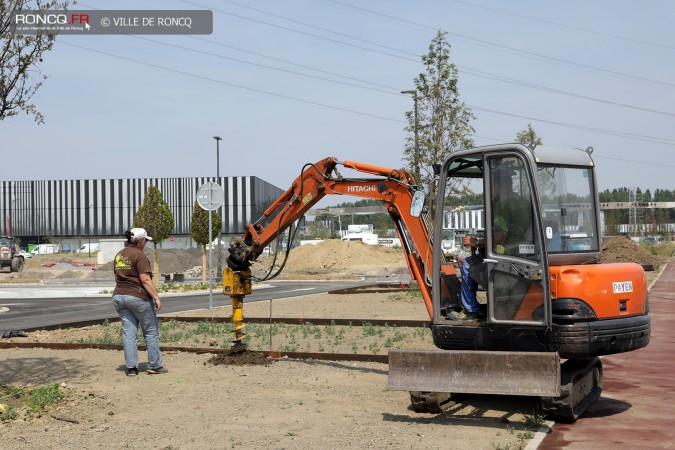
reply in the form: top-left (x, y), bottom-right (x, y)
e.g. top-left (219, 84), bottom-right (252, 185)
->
top-left (515, 123), bottom-right (543, 147)
top-left (134, 185), bottom-right (175, 285)
top-left (403, 30), bottom-right (475, 190)
top-left (189, 200), bottom-right (222, 284)
top-left (1, 1), bottom-right (70, 123)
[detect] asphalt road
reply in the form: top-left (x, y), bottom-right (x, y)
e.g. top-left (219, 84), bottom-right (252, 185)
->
top-left (0, 279), bottom-right (369, 331)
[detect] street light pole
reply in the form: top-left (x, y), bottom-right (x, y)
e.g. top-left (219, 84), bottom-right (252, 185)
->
top-left (213, 136), bottom-right (223, 283)
top-left (8, 194), bottom-right (15, 237)
top-left (401, 90), bottom-right (419, 182)
top-left (88, 204), bottom-right (93, 258)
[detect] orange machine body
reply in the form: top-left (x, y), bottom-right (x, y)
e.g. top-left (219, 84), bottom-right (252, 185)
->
top-left (550, 262), bottom-right (647, 319)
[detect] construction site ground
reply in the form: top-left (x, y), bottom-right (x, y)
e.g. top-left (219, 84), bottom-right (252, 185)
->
top-left (0, 238), bottom-right (671, 449)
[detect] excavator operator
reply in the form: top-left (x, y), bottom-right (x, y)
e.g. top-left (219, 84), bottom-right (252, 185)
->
top-left (453, 164), bottom-right (529, 321)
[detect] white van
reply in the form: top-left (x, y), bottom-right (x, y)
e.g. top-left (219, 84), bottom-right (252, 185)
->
top-left (78, 243), bottom-right (100, 253)
top-left (31, 244), bottom-right (61, 254)
top-left (341, 233), bottom-right (378, 245)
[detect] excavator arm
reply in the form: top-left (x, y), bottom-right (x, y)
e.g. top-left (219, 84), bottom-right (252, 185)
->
top-left (227, 157), bottom-right (420, 267)
top-left (227, 157), bottom-right (341, 270)
top-left (224, 157), bottom-right (458, 344)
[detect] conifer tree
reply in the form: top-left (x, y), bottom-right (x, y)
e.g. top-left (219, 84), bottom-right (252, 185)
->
top-left (403, 31), bottom-right (475, 191)
top-left (134, 185), bottom-right (175, 285)
top-left (190, 200), bottom-right (222, 284)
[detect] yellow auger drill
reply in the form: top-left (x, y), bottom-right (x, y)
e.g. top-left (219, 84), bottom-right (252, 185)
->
top-left (222, 267), bottom-right (250, 351)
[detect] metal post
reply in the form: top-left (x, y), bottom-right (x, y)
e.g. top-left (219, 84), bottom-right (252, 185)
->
top-left (414, 94), bottom-right (419, 179)
top-left (8, 191), bottom-right (16, 237)
top-left (213, 136), bottom-right (223, 285)
top-left (87, 204), bottom-right (93, 258)
top-left (208, 190), bottom-right (213, 311)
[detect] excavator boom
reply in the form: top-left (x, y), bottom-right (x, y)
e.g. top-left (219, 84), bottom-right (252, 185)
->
top-left (225, 156), bottom-right (453, 320)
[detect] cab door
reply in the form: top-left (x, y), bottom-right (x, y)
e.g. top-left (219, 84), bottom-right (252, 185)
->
top-left (483, 152), bottom-right (550, 327)
top-left (432, 144), bottom-right (550, 327)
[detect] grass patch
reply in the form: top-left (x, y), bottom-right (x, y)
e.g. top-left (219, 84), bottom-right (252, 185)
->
top-left (523, 409), bottom-right (546, 429)
top-left (64, 318), bottom-right (435, 355)
top-left (0, 383), bottom-right (65, 421)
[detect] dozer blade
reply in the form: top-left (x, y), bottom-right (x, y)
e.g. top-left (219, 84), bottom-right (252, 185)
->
top-left (388, 349), bottom-right (561, 397)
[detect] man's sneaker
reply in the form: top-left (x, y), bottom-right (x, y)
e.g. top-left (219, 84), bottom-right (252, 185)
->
top-left (125, 367), bottom-right (139, 377)
top-left (449, 309), bottom-right (480, 321)
top-left (147, 367), bottom-right (168, 375)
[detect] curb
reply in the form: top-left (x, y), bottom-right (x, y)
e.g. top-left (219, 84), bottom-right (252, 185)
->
top-left (525, 420), bottom-right (554, 449)
top-left (647, 259), bottom-right (670, 291)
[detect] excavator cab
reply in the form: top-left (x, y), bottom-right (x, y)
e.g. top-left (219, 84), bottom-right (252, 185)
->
top-left (432, 144), bottom-right (552, 329)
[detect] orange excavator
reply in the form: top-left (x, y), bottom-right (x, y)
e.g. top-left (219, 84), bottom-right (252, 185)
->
top-left (223, 143), bottom-right (650, 422)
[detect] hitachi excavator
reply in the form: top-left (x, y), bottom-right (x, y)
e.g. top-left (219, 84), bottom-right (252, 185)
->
top-left (223, 143), bottom-right (650, 422)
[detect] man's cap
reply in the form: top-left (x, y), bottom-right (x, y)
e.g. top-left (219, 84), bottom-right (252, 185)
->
top-left (492, 164), bottom-right (513, 181)
top-left (493, 165), bottom-right (514, 184)
top-left (130, 228), bottom-right (153, 241)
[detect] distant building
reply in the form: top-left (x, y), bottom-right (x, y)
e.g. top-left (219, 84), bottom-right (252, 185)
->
top-left (444, 206), bottom-right (484, 231)
top-left (0, 176), bottom-right (283, 248)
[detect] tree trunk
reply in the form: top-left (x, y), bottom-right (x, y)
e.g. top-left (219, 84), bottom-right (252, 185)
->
top-left (153, 247), bottom-right (160, 287)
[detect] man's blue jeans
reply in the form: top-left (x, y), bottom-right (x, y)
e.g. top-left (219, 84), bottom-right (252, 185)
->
top-left (460, 256), bottom-right (481, 313)
top-left (112, 294), bottom-right (163, 370)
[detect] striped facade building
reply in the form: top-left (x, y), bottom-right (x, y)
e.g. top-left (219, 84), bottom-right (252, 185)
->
top-left (444, 206), bottom-right (484, 231)
top-left (0, 176), bottom-right (283, 244)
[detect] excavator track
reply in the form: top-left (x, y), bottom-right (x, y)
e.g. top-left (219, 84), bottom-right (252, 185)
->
top-left (409, 391), bottom-right (454, 414)
top-left (540, 357), bottom-right (603, 423)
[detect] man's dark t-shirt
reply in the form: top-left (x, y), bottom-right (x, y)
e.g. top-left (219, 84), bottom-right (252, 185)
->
top-left (113, 246), bottom-right (152, 300)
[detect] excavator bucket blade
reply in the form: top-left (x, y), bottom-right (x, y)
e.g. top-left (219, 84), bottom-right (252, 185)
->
top-left (387, 349), bottom-right (561, 397)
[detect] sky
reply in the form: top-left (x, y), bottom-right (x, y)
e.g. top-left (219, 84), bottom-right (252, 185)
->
top-left (2, 0), bottom-right (674, 209)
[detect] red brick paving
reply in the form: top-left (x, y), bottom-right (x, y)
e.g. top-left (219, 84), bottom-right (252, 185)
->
top-left (541, 259), bottom-right (675, 449)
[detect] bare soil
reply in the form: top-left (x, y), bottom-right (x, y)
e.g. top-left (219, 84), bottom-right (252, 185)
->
top-left (0, 238), bottom-right (669, 449)
top-left (600, 236), bottom-right (668, 268)
top-left (0, 291), bottom-right (542, 450)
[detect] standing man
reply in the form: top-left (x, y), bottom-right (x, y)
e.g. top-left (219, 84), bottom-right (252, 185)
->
top-left (112, 228), bottom-right (167, 376)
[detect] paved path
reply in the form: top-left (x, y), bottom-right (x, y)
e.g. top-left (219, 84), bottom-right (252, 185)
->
top-left (541, 259), bottom-right (675, 449)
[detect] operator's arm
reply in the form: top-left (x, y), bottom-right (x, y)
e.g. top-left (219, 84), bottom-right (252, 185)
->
top-left (140, 272), bottom-right (161, 311)
top-left (463, 229), bottom-right (507, 254)
top-left (463, 235), bottom-right (484, 249)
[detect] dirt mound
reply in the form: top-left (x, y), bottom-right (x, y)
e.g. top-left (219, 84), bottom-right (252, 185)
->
top-left (208, 349), bottom-right (273, 366)
top-left (54, 270), bottom-right (88, 279)
top-left (243, 239), bottom-right (408, 280)
top-left (284, 239), bottom-right (405, 270)
top-left (9, 270), bottom-right (60, 281)
top-left (96, 247), bottom-right (206, 274)
top-left (247, 239), bottom-right (408, 280)
top-left (150, 247), bottom-right (205, 273)
top-left (601, 236), bottom-right (667, 268)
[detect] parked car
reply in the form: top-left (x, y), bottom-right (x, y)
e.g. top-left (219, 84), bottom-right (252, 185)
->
top-left (19, 250), bottom-right (32, 259)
